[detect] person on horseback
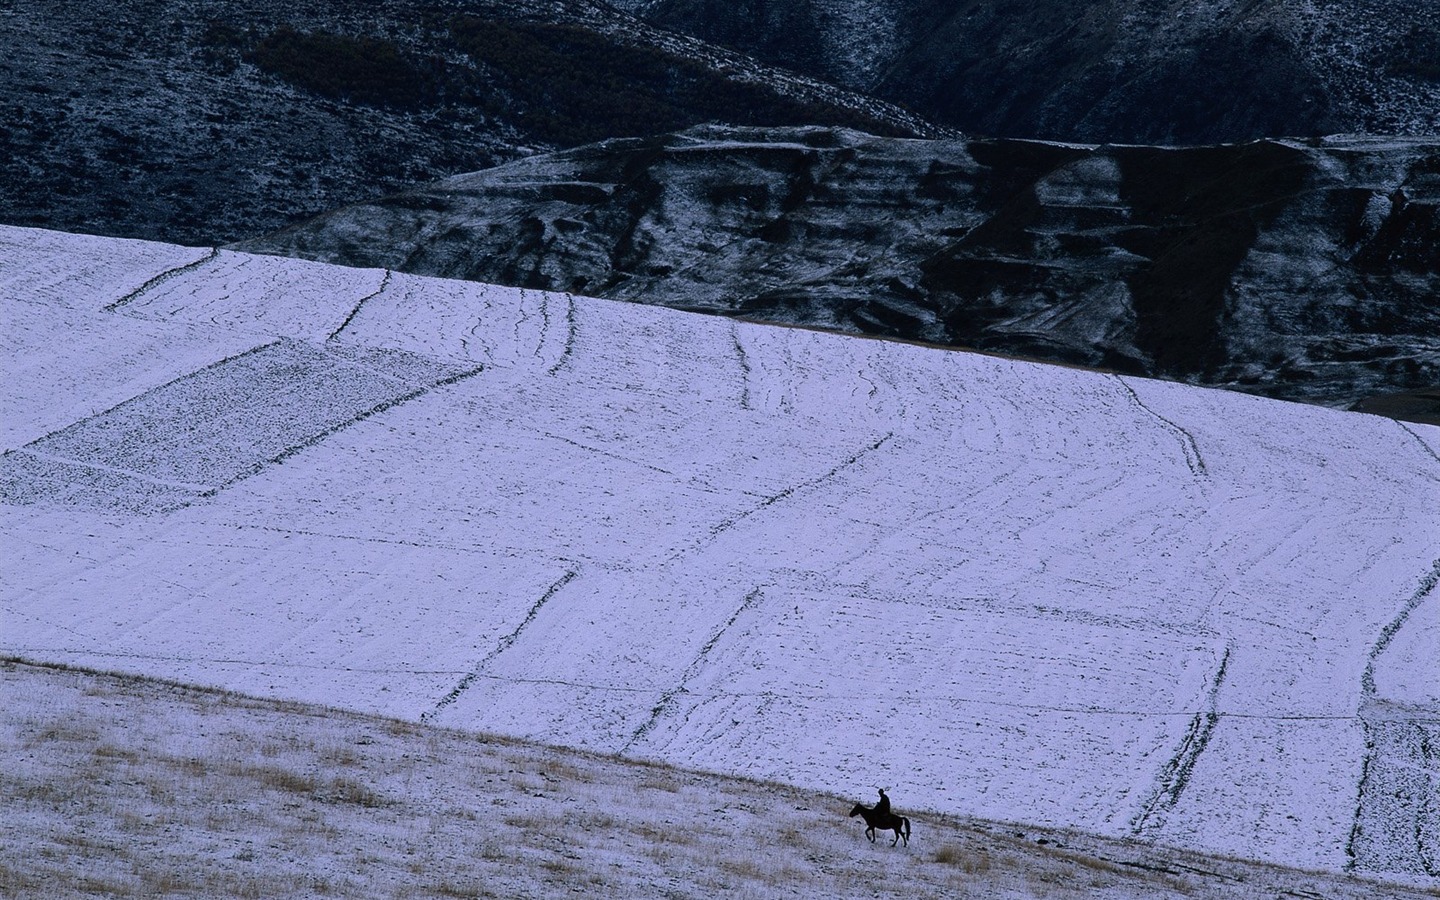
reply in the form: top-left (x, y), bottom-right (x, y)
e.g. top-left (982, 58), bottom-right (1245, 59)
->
top-left (848, 787), bottom-right (911, 846)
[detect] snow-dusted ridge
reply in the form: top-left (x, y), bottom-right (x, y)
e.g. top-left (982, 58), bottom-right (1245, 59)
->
top-left (2, 224), bottom-right (1437, 882)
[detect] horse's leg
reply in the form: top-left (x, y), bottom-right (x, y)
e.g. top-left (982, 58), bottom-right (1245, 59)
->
top-left (866, 824), bottom-right (876, 843)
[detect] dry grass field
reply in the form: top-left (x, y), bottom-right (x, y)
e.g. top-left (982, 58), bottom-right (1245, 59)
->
top-left (3, 657), bottom-right (1433, 899)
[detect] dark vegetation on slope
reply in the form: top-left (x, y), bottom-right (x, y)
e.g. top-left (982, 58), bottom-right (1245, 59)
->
top-left (447, 17), bottom-right (913, 147)
top-left (622, 0), bottom-right (1440, 143)
top-left (1389, 25), bottom-right (1440, 80)
top-left (237, 125), bottom-right (1440, 422)
top-left (240, 27), bottom-right (444, 111)
top-left (234, 16), bottom-right (916, 146)
top-left (0, 0), bottom-right (936, 246)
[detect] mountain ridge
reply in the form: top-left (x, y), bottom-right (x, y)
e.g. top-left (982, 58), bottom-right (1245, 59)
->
top-left (235, 125), bottom-right (1440, 422)
top-left (615, 0), bottom-right (1440, 143)
top-left (0, 0), bottom-right (943, 247)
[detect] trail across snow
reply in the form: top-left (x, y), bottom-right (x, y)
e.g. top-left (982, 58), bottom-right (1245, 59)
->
top-left (1, 224), bottom-right (1436, 881)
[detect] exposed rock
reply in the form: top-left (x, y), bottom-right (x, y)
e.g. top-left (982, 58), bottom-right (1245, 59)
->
top-left (237, 126), bottom-right (1440, 422)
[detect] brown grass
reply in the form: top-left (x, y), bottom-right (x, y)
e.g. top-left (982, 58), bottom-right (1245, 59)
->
top-left (322, 743), bottom-right (362, 767)
top-left (326, 775), bottom-right (387, 807)
top-left (0, 861), bottom-right (44, 895)
top-left (2, 658), bottom-right (1432, 900)
top-left (502, 810), bottom-right (553, 830)
top-left (248, 762), bottom-right (323, 795)
top-left (934, 842), bottom-right (994, 875)
top-left (24, 719), bottom-right (102, 748)
top-left (638, 771), bottom-right (684, 793)
top-left (429, 879), bottom-right (489, 898)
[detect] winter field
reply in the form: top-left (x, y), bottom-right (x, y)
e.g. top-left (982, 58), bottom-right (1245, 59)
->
top-left (2, 224), bottom-right (1437, 886)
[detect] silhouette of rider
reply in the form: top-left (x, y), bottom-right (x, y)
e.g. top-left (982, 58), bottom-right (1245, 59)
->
top-left (875, 787), bottom-right (891, 818)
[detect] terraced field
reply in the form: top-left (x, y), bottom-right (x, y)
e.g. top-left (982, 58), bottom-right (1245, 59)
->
top-left (2, 224), bottom-right (1437, 882)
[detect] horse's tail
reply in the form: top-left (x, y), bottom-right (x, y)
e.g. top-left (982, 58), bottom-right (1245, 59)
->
top-left (903, 816), bottom-right (911, 840)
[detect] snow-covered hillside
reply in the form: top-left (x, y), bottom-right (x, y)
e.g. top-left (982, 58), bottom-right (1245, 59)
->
top-left (2, 224), bottom-right (1437, 881)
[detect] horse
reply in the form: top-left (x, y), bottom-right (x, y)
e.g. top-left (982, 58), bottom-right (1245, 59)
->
top-left (849, 802), bottom-right (911, 846)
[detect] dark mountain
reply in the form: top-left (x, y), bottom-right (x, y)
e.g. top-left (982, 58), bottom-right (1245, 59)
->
top-left (8, 3), bottom-right (1435, 421)
top-left (236, 125), bottom-right (1440, 423)
top-left (0, 0), bottom-right (942, 246)
top-left (615, 0), bottom-right (1440, 144)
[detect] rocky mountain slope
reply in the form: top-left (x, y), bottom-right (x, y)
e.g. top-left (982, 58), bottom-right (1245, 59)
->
top-left (237, 125), bottom-right (1440, 421)
top-left (616, 0), bottom-right (1440, 143)
top-left (0, 0), bottom-right (939, 246)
